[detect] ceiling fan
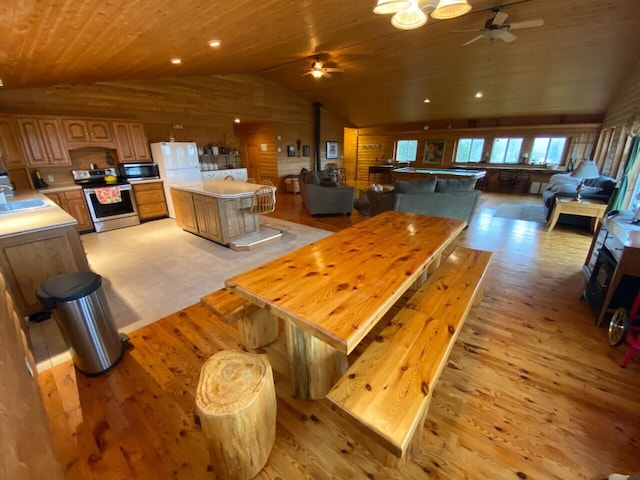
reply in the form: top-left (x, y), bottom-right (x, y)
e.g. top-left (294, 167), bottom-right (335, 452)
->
top-left (303, 57), bottom-right (344, 79)
top-left (460, 7), bottom-right (543, 46)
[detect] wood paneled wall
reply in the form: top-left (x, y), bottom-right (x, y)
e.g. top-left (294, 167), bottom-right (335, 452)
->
top-left (345, 123), bottom-right (602, 182)
top-left (0, 74), bottom-right (348, 183)
top-left (598, 61), bottom-right (640, 205)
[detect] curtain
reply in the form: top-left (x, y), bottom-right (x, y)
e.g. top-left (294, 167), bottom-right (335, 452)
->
top-left (609, 136), bottom-right (640, 211)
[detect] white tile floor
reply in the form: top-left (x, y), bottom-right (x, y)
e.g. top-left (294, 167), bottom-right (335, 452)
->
top-left (29, 217), bottom-right (331, 372)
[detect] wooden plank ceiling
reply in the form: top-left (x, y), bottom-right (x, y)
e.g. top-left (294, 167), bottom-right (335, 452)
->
top-left (1, 0), bottom-right (639, 127)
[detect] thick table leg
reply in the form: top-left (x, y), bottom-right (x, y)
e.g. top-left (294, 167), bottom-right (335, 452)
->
top-left (285, 322), bottom-right (348, 400)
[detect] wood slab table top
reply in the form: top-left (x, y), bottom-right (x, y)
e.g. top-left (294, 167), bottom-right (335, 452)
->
top-left (225, 211), bottom-right (465, 355)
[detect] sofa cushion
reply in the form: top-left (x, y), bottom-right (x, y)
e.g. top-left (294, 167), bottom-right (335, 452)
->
top-left (435, 178), bottom-right (476, 192)
top-left (394, 177), bottom-right (437, 194)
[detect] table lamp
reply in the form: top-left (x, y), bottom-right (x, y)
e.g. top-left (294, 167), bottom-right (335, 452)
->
top-left (571, 160), bottom-right (600, 201)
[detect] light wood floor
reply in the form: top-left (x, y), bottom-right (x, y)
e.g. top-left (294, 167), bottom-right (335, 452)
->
top-left (38, 190), bottom-right (640, 479)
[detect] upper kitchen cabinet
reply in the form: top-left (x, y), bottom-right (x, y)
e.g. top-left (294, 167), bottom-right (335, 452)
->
top-left (0, 116), bottom-right (26, 169)
top-left (112, 121), bottom-right (151, 163)
top-left (16, 117), bottom-right (70, 167)
top-left (61, 118), bottom-right (114, 147)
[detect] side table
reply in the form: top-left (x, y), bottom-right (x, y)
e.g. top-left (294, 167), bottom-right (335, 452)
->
top-left (547, 197), bottom-right (607, 232)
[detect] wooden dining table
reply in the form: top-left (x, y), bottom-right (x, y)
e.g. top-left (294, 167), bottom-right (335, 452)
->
top-left (225, 211), bottom-right (466, 399)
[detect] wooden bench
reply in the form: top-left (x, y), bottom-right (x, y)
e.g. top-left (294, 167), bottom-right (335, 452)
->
top-left (326, 246), bottom-right (492, 467)
top-left (201, 288), bottom-right (278, 349)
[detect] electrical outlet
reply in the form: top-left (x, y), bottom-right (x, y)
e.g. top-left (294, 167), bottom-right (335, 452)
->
top-left (47, 175), bottom-right (54, 182)
top-left (172, 123), bottom-right (184, 129)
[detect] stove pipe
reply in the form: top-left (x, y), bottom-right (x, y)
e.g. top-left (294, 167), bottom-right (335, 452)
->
top-left (313, 102), bottom-right (322, 171)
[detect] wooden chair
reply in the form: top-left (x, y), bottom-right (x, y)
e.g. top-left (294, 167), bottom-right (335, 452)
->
top-left (243, 186), bottom-right (276, 214)
top-left (224, 175), bottom-right (235, 181)
top-left (497, 171), bottom-right (514, 193)
top-left (511, 172), bottom-right (530, 194)
top-left (260, 179), bottom-right (274, 187)
top-left (246, 178), bottom-right (256, 184)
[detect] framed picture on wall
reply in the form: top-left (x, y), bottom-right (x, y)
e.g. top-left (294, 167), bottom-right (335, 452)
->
top-left (326, 141), bottom-right (339, 159)
top-left (423, 140), bottom-right (445, 164)
top-left (287, 145), bottom-right (295, 157)
top-left (303, 145), bottom-right (311, 157)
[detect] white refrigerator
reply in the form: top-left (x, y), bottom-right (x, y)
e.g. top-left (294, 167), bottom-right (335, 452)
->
top-left (150, 142), bottom-right (201, 218)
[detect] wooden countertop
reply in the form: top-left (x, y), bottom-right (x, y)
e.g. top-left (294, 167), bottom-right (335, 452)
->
top-left (36, 184), bottom-right (82, 193)
top-left (602, 212), bottom-right (640, 248)
top-left (170, 180), bottom-right (274, 198)
top-left (0, 193), bottom-right (77, 239)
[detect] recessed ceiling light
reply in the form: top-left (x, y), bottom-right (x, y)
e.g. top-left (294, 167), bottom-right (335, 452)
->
top-left (475, 91), bottom-right (483, 98)
top-left (234, 118), bottom-right (240, 123)
top-left (208, 40), bottom-right (221, 47)
top-left (423, 98), bottom-right (431, 103)
top-left (170, 58), bottom-right (182, 65)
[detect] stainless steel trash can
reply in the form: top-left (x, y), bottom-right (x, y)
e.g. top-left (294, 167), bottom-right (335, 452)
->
top-left (37, 271), bottom-right (124, 376)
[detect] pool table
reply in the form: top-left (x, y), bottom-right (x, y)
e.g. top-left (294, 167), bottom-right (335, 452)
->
top-left (393, 167), bottom-right (486, 182)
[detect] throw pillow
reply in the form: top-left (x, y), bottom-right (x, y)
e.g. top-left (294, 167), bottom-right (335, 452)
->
top-left (435, 178), bottom-right (476, 192)
top-left (304, 171), bottom-right (321, 185)
top-left (320, 178), bottom-right (338, 187)
top-left (394, 177), bottom-right (437, 194)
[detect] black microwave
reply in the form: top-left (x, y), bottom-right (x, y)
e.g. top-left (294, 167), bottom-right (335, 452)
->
top-left (119, 163), bottom-right (160, 180)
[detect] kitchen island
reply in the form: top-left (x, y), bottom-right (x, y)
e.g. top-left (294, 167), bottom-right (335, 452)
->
top-left (170, 180), bottom-right (281, 250)
top-left (0, 193), bottom-right (90, 317)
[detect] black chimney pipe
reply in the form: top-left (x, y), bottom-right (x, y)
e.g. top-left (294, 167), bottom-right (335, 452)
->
top-left (313, 102), bottom-right (322, 171)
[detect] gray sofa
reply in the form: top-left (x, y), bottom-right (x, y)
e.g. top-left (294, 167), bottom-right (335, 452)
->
top-left (367, 176), bottom-right (481, 224)
top-left (542, 173), bottom-right (617, 225)
top-left (299, 168), bottom-right (354, 216)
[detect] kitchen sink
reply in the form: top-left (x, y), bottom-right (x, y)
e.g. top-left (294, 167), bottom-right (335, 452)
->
top-left (0, 198), bottom-right (48, 214)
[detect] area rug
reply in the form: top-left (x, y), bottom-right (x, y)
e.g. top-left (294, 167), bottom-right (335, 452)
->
top-left (493, 203), bottom-right (548, 224)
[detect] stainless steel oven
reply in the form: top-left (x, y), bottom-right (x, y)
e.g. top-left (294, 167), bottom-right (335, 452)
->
top-left (83, 184), bottom-right (140, 232)
top-left (73, 169), bottom-right (140, 232)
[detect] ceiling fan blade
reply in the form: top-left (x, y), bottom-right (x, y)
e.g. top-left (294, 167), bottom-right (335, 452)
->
top-left (454, 28), bottom-right (484, 32)
top-left (324, 68), bottom-right (344, 73)
top-left (463, 34), bottom-right (485, 46)
top-left (302, 71), bottom-right (313, 76)
top-left (493, 11), bottom-right (508, 27)
top-left (499, 30), bottom-right (517, 43)
top-left (509, 18), bottom-right (544, 29)
top-left (323, 71), bottom-right (333, 78)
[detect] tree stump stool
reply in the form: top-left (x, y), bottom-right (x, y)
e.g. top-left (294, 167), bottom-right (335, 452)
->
top-left (196, 350), bottom-right (276, 480)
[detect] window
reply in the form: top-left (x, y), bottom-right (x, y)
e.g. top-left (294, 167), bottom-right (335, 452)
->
top-left (455, 138), bottom-right (485, 163)
top-left (530, 137), bottom-right (567, 165)
top-left (395, 140), bottom-right (418, 162)
top-left (490, 137), bottom-right (523, 164)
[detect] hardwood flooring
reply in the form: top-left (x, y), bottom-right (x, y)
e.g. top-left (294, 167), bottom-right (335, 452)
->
top-left (37, 189), bottom-right (640, 479)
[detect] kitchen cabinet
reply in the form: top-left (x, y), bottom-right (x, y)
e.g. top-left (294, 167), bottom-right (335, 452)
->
top-left (132, 181), bottom-right (168, 221)
top-left (193, 193), bottom-right (222, 241)
top-left (112, 121), bottom-right (151, 163)
top-left (0, 116), bottom-right (27, 170)
top-left (61, 118), bottom-right (114, 147)
top-left (171, 188), bottom-right (198, 233)
top-left (16, 117), bottom-right (70, 166)
top-left (0, 222), bottom-right (90, 317)
top-left (44, 189), bottom-right (94, 232)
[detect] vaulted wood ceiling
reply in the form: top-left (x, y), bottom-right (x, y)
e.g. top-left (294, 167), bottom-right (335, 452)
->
top-left (1, 0), bottom-right (639, 127)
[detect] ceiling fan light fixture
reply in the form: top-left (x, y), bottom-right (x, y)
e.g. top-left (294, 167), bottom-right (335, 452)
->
top-left (418, 0), bottom-right (439, 13)
top-left (373, 0), bottom-right (411, 14)
top-left (431, 0), bottom-right (471, 20)
top-left (311, 70), bottom-right (324, 78)
top-left (391, 3), bottom-right (428, 30)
